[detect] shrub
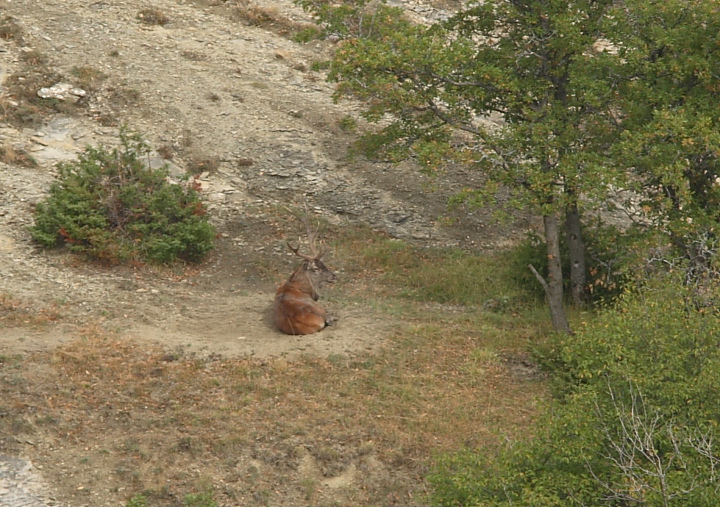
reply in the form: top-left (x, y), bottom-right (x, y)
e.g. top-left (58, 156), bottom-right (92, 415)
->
top-left (430, 274), bottom-right (720, 506)
top-left (30, 129), bottom-right (216, 264)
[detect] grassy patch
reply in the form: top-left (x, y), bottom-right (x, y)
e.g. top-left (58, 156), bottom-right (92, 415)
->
top-left (331, 225), bottom-right (537, 311)
top-left (1, 224), bottom-right (551, 506)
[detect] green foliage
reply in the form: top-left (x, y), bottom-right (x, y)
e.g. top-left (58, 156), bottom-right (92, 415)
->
top-left (183, 491), bottom-right (217, 507)
top-left (30, 129), bottom-right (215, 264)
top-left (124, 494), bottom-right (147, 507)
top-left (338, 114), bottom-right (357, 132)
top-left (300, 0), bottom-right (622, 213)
top-left (301, 0), bottom-right (720, 330)
top-left (609, 0), bottom-right (720, 273)
top-left (292, 25), bottom-right (322, 43)
top-left (295, 0), bottom-right (408, 41)
top-left (430, 275), bottom-right (720, 506)
top-left (299, 0), bottom-right (629, 331)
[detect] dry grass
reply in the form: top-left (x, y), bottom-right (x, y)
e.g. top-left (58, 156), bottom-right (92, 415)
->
top-left (0, 313), bottom-right (545, 506)
top-left (0, 293), bottom-right (63, 326)
top-left (0, 144), bottom-right (37, 167)
top-left (70, 65), bottom-right (108, 91)
top-left (187, 155), bottom-right (222, 174)
top-left (0, 15), bottom-right (23, 42)
top-left (1, 45), bottom-right (85, 127)
top-left (137, 8), bottom-right (170, 26)
top-left (19, 49), bottom-right (48, 66)
top-left (0, 226), bottom-right (549, 506)
top-left (229, 0), bottom-right (318, 39)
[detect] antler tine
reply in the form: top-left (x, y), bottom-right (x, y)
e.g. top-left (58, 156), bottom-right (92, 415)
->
top-left (306, 221), bottom-right (321, 258)
top-left (287, 240), bottom-right (315, 261)
top-left (285, 203), bottom-right (323, 259)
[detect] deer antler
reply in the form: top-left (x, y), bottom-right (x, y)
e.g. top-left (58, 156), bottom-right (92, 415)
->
top-left (287, 241), bottom-right (316, 261)
top-left (286, 203), bottom-right (325, 259)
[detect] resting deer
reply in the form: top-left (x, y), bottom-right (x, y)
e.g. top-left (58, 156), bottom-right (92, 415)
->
top-left (273, 219), bottom-right (336, 335)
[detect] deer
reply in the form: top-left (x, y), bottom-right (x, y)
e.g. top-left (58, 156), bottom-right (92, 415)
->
top-left (273, 215), bottom-right (336, 335)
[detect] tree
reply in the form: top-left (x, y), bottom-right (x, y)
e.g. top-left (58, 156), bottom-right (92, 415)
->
top-left (300, 0), bottom-right (626, 332)
top-left (610, 0), bottom-right (720, 283)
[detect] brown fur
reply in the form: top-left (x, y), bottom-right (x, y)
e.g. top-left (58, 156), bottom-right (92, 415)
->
top-left (273, 254), bottom-right (336, 335)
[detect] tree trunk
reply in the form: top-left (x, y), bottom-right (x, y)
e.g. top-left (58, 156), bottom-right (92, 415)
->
top-left (531, 214), bottom-right (572, 334)
top-left (565, 201), bottom-right (587, 307)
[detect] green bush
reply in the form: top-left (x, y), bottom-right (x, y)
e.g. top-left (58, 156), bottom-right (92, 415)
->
top-left (430, 274), bottom-right (720, 506)
top-left (30, 129), bottom-right (215, 264)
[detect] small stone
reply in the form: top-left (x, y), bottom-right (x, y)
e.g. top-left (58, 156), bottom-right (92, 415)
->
top-left (37, 82), bottom-right (87, 101)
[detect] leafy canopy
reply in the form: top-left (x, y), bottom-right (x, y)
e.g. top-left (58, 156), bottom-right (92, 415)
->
top-left (302, 0), bottom-right (623, 215)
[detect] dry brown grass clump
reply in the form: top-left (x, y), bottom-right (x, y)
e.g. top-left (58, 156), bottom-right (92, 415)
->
top-left (137, 8), bottom-right (170, 26)
top-left (0, 144), bottom-right (37, 168)
top-left (70, 65), bottom-right (108, 91)
top-left (0, 15), bottom-right (23, 42)
top-left (0, 293), bottom-right (63, 326)
top-left (229, 0), bottom-right (319, 39)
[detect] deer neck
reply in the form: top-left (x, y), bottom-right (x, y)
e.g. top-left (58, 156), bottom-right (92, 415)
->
top-left (289, 264), bottom-right (319, 299)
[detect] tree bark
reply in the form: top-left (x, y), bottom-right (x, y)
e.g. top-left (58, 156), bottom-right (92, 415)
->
top-left (536, 213), bottom-right (572, 334)
top-left (565, 201), bottom-right (587, 307)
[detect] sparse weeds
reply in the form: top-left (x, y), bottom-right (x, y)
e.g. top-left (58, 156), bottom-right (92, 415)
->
top-left (137, 8), bottom-right (170, 26)
top-left (3, 66), bottom-right (72, 126)
top-left (181, 49), bottom-right (206, 61)
top-left (19, 49), bottom-right (48, 66)
top-left (71, 65), bottom-right (108, 90)
top-left (187, 155), bottom-right (221, 174)
top-left (231, 0), bottom-right (318, 39)
top-left (0, 16), bottom-right (23, 42)
top-left (310, 60), bottom-right (331, 72)
top-left (125, 494), bottom-right (147, 507)
top-left (0, 143), bottom-right (37, 167)
top-left (0, 293), bottom-right (63, 326)
top-left (156, 144), bottom-right (175, 160)
top-left (184, 490), bottom-right (218, 507)
top-left (338, 115), bottom-right (357, 132)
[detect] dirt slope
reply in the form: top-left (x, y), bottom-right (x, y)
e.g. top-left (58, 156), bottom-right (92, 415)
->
top-left (0, 0), bottom-right (529, 359)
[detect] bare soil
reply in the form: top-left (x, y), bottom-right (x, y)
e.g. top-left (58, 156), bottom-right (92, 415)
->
top-left (0, 0), bottom-right (538, 505)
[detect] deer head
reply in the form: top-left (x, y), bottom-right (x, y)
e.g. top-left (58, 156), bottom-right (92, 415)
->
top-left (285, 223), bottom-right (336, 297)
